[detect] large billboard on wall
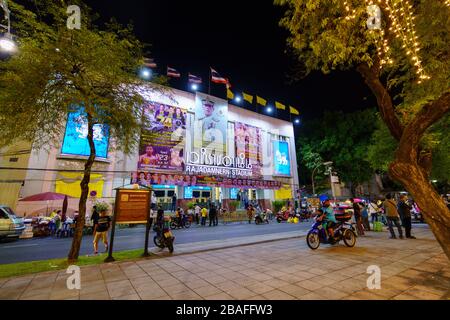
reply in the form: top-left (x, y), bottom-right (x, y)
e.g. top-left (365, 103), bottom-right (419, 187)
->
top-left (61, 107), bottom-right (110, 158)
top-left (137, 101), bottom-right (187, 172)
top-left (193, 93), bottom-right (228, 154)
top-left (235, 122), bottom-right (263, 177)
top-left (273, 140), bottom-right (291, 176)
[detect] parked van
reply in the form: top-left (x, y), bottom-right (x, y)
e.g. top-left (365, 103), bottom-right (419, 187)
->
top-left (0, 206), bottom-right (25, 240)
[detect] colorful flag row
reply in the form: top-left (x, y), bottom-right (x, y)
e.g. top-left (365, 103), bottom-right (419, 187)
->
top-left (227, 88), bottom-right (299, 115)
top-left (144, 58), bottom-right (299, 115)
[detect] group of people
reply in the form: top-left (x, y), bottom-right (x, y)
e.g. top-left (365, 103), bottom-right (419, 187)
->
top-left (350, 195), bottom-right (417, 239)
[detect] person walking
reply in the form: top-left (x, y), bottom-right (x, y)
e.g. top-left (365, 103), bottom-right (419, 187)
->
top-left (351, 198), bottom-right (365, 236)
top-left (209, 204), bottom-right (217, 227)
top-left (383, 194), bottom-right (404, 239)
top-left (194, 204), bottom-right (201, 224)
top-left (200, 206), bottom-right (208, 226)
top-left (93, 210), bottom-right (111, 254)
top-left (398, 195), bottom-right (416, 239)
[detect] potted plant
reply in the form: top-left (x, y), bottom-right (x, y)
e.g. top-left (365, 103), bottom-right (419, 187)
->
top-left (94, 201), bottom-right (110, 214)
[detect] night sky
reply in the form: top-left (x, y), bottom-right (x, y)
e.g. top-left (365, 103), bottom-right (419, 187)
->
top-left (85, 0), bottom-right (376, 123)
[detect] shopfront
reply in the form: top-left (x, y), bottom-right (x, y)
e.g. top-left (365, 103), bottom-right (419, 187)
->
top-left (7, 85), bottom-right (299, 216)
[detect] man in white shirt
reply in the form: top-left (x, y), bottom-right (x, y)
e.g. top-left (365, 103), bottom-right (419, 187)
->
top-left (368, 201), bottom-right (379, 223)
top-left (194, 204), bottom-right (201, 224)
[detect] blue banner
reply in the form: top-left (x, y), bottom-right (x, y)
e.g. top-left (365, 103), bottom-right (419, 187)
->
top-left (61, 107), bottom-right (109, 158)
top-left (273, 140), bottom-right (291, 176)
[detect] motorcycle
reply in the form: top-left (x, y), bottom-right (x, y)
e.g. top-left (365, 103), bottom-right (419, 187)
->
top-left (255, 212), bottom-right (269, 224)
top-left (306, 214), bottom-right (357, 250)
top-left (170, 215), bottom-right (191, 229)
top-left (276, 209), bottom-right (290, 223)
top-left (153, 224), bottom-right (175, 253)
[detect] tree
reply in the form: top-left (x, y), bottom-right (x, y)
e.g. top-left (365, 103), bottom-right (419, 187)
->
top-left (298, 109), bottom-right (378, 196)
top-left (0, 0), bottom-right (161, 262)
top-left (276, 0), bottom-right (450, 259)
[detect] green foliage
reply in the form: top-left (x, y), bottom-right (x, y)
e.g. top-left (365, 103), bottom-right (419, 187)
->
top-left (272, 200), bottom-right (286, 213)
top-left (298, 109), bottom-right (378, 189)
top-left (0, 0), bottom-right (164, 153)
top-left (228, 201), bottom-right (240, 212)
top-left (367, 118), bottom-right (398, 172)
top-left (94, 201), bottom-right (110, 213)
top-left (187, 202), bottom-right (195, 210)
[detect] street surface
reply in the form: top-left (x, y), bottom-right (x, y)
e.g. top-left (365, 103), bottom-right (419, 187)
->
top-left (0, 224), bottom-right (447, 300)
top-left (0, 221), bottom-right (309, 264)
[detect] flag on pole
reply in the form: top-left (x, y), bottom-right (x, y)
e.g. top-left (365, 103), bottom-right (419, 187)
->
top-left (289, 106), bottom-right (300, 115)
top-left (242, 92), bottom-right (254, 104)
top-left (256, 96), bottom-right (267, 106)
top-left (210, 67), bottom-right (228, 84)
top-left (143, 57), bottom-right (157, 68)
top-left (188, 73), bottom-right (202, 84)
top-left (227, 89), bottom-right (234, 100)
top-left (275, 101), bottom-right (286, 110)
top-left (167, 66), bottom-right (181, 78)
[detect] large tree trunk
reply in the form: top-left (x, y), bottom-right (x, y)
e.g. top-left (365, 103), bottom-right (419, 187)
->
top-left (358, 61), bottom-right (450, 261)
top-left (68, 112), bottom-right (96, 263)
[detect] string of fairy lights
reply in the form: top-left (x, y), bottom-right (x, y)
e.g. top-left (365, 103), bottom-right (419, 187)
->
top-left (343, 0), bottom-right (435, 84)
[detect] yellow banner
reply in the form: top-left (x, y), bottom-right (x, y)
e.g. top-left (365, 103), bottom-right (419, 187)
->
top-left (55, 172), bottom-right (104, 198)
top-left (289, 106), bottom-right (299, 115)
top-left (256, 96), bottom-right (267, 106)
top-left (242, 92), bottom-right (253, 104)
top-left (275, 101), bottom-right (286, 110)
top-left (274, 185), bottom-right (292, 200)
top-left (227, 89), bottom-right (234, 100)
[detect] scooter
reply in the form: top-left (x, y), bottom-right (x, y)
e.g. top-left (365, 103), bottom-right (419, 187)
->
top-left (306, 214), bottom-right (357, 250)
top-left (255, 212), bottom-right (269, 224)
top-left (153, 224), bottom-right (175, 253)
top-left (276, 210), bottom-right (290, 223)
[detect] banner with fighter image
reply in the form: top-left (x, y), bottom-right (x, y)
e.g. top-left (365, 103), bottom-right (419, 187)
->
top-left (234, 122), bottom-right (263, 178)
top-left (193, 93), bottom-right (228, 154)
top-left (137, 101), bottom-right (187, 172)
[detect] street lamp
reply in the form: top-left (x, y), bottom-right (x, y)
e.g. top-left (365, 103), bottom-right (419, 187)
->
top-left (311, 161), bottom-right (333, 196)
top-left (0, 1), bottom-right (16, 53)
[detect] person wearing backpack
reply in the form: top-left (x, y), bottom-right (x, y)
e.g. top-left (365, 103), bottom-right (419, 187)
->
top-left (383, 194), bottom-right (404, 239)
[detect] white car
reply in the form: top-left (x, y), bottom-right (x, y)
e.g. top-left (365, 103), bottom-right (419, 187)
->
top-left (0, 206), bottom-right (25, 240)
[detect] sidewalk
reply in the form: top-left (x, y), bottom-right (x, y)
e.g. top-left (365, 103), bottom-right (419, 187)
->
top-left (0, 225), bottom-right (448, 300)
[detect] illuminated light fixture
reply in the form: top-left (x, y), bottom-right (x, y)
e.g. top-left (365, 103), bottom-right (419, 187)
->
top-left (294, 118), bottom-right (300, 125)
top-left (191, 83), bottom-right (199, 91)
top-left (234, 96), bottom-right (242, 103)
top-left (266, 106), bottom-right (273, 113)
top-left (139, 67), bottom-right (152, 80)
top-left (0, 33), bottom-right (16, 53)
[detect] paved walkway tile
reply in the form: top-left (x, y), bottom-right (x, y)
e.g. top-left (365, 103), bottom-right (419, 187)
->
top-left (1, 225), bottom-right (449, 300)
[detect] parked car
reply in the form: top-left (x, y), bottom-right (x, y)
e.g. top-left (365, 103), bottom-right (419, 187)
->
top-left (0, 206), bottom-right (26, 240)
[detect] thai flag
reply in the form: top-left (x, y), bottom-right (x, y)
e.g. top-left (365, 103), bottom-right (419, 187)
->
top-left (167, 66), bottom-right (181, 78)
top-left (188, 73), bottom-right (202, 84)
top-left (143, 57), bottom-right (157, 68)
top-left (210, 67), bottom-right (228, 84)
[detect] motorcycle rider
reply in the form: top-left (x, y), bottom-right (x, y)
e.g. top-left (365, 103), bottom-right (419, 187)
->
top-left (322, 200), bottom-right (337, 243)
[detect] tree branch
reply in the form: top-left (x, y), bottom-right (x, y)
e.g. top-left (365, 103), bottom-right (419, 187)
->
top-left (357, 63), bottom-right (404, 141)
top-left (396, 91), bottom-right (450, 164)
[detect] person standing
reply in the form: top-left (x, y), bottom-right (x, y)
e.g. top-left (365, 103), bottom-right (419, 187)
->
top-left (398, 195), bottom-right (416, 239)
top-left (247, 205), bottom-right (255, 224)
top-left (171, 193), bottom-right (177, 213)
top-left (93, 210), bottom-right (111, 254)
top-left (194, 204), bottom-right (201, 224)
top-left (209, 205), bottom-right (217, 227)
top-left (368, 201), bottom-right (379, 224)
top-left (361, 203), bottom-right (370, 231)
top-left (383, 194), bottom-right (404, 239)
top-left (351, 199), bottom-right (365, 236)
top-left (200, 206), bottom-right (208, 226)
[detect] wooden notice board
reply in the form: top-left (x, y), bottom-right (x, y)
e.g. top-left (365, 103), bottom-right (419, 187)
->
top-left (115, 189), bottom-right (150, 224)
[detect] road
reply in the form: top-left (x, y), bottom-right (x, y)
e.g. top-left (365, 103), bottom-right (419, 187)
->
top-left (0, 221), bottom-right (310, 264)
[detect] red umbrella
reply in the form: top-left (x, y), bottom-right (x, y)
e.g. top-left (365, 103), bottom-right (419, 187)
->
top-left (19, 192), bottom-right (72, 201)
